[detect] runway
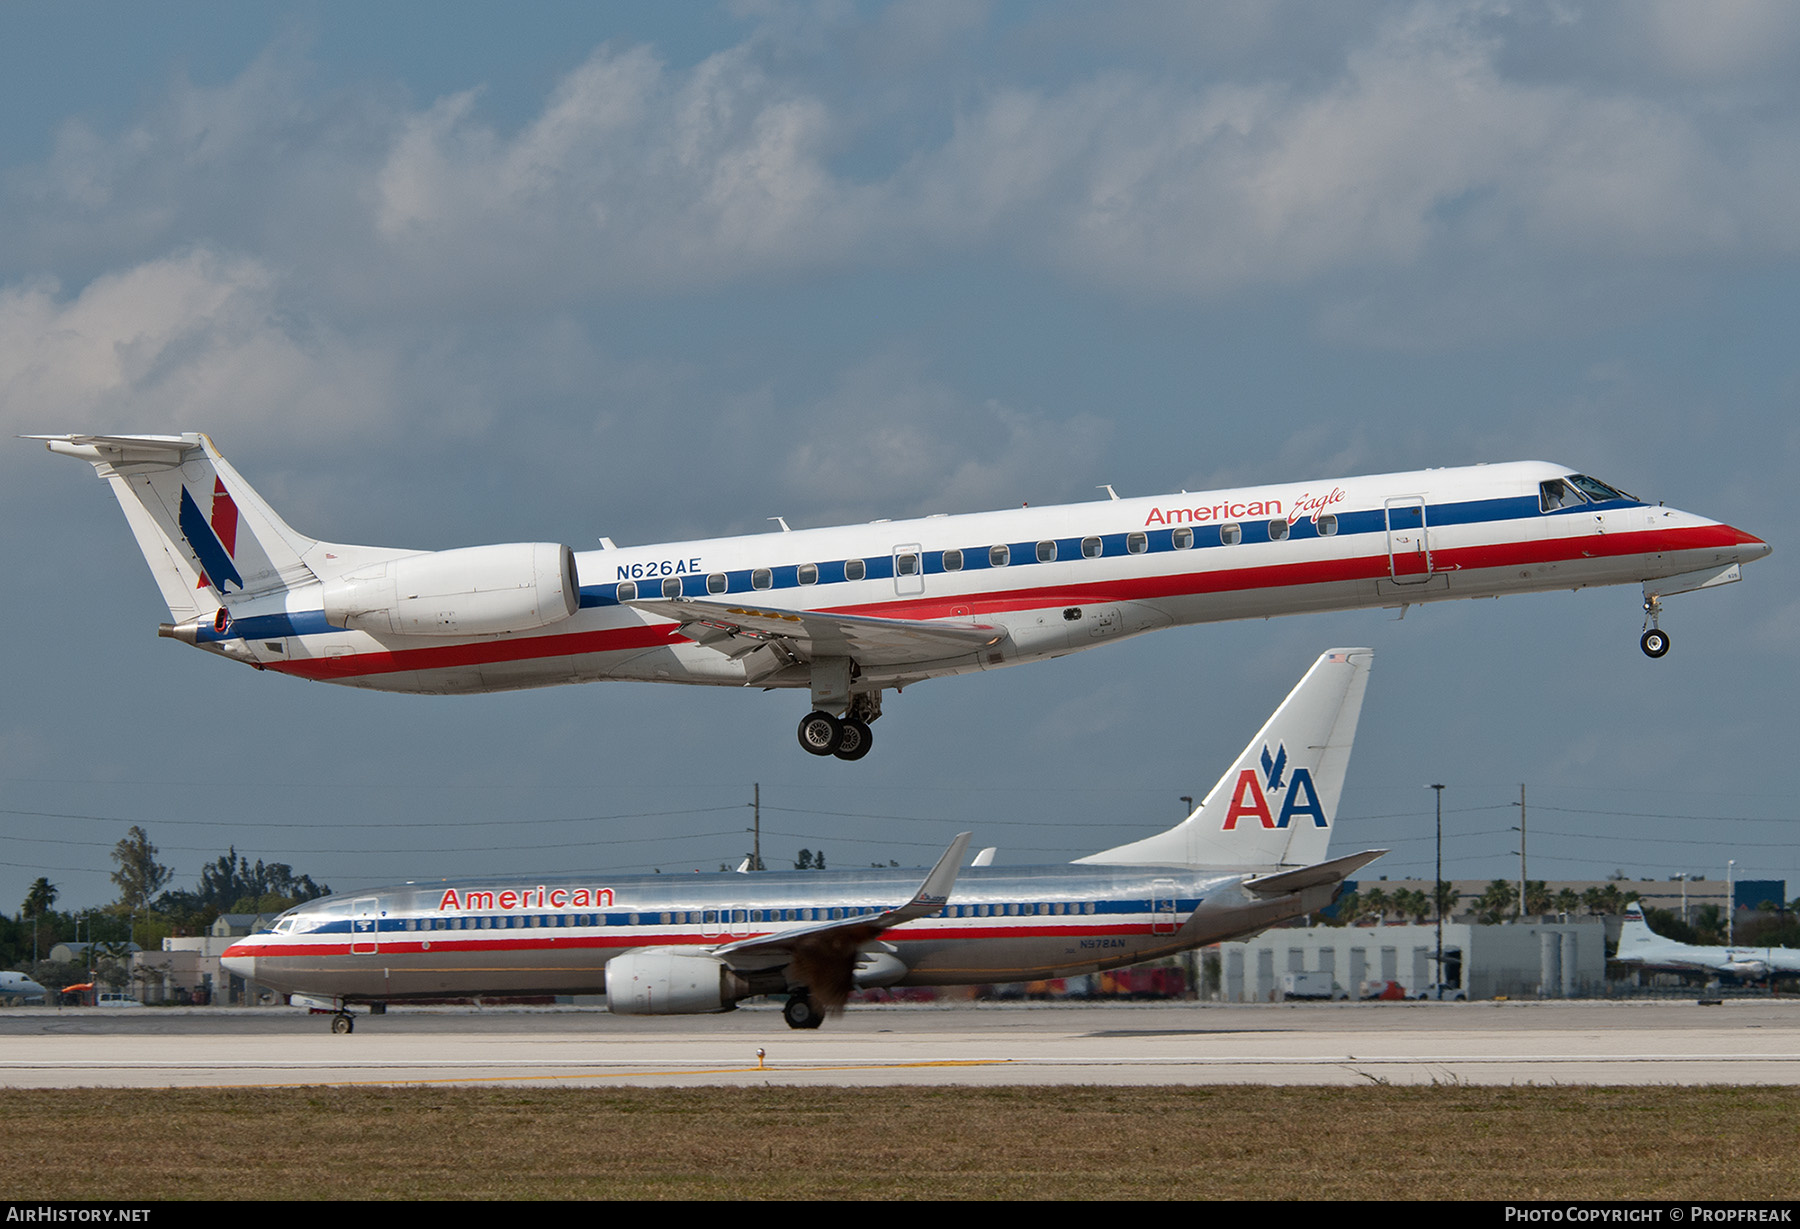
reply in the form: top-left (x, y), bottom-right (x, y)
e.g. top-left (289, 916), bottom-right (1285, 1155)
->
top-left (5, 998), bottom-right (1799, 1089)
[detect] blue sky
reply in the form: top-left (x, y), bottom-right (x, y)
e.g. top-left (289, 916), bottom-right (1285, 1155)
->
top-left (4, 1), bottom-right (1797, 913)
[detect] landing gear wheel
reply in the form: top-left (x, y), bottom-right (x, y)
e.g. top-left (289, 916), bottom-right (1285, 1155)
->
top-left (833, 718), bottom-right (873, 761)
top-left (1641, 628), bottom-right (1670, 658)
top-left (797, 711), bottom-right (841, 756)
top-left (331, 1013), bottom-right (354, 1035)
top-left (783, 994), bottom-right (825, 1030)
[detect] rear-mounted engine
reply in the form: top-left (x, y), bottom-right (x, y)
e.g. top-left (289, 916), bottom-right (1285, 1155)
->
top-left (321, 543), bottom-right (578, 637)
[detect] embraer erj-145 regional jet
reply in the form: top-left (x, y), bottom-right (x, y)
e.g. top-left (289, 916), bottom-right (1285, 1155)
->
top-left (223, 648), bottom-right (1378, 1033)
top-left (1613, 904), bottom-right (1800, 983)
top-left (37, 433), bottom-right (1767, 759)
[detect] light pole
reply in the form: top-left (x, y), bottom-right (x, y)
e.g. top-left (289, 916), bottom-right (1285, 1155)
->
top-left (1727, 860), bottom-right (1736, 946)
top-left (1430, 783), bottom-right (1445, 1000)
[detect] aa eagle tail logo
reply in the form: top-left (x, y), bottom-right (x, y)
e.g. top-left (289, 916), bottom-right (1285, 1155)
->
top-left (1221, 742), bottom-right (1327, 830)
top-left (178, 479), bottom-right (244, 593)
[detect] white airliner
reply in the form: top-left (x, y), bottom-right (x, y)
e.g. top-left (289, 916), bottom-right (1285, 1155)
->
top-left (222, 648), bottom-right (1379, 1033)
top-left (1613, 904), bottom-right (1800, 983)
top-left (0, 971), bottom-right (49, 1006)
top-left (36, 433), bottom-right (1767, 759)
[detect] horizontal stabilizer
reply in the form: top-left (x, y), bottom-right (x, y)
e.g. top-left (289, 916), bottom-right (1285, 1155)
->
top-left (1243, 849), bottom-right (1387, 898)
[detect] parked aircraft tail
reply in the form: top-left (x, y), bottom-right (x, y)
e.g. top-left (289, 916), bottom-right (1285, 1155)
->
top-left (30, 433), bottom-right (320, 623)
top-left (1615, 903), bottom-right (1662, 960)
top-left (1076, 647), bottom-right (1372, 870)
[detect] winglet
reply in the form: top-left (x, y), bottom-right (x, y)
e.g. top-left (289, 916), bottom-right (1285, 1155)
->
top-left (888, 832), bottom-right (972, 925)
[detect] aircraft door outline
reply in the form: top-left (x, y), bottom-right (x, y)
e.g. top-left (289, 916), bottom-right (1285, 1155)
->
top-left (1153, 879), bottom-right (1179, 935)
top-left (351, 897), bottom-right (380, 955)
top-left (893, 543), bottom-right (924, 597)
top-left (1384, 496), bottom-right (1435, 583)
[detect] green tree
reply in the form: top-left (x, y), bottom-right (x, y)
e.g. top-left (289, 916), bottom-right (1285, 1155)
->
top-left (1474, 880), bottom-right (1518, 924)
top-left (1523, 880), bottom-right (1553, 917)
top-left (21, 878), bottom-right (57, 919)
top-left (110, 827), bottom-right (171, 914)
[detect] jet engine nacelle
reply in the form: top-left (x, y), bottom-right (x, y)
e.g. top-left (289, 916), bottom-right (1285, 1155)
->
top-left (604, 950), bottom-right (750, 1015)
top-left (1722, 959), bottom-right (1770, 979)
top-left (321, 543), bottom-right (578, 637)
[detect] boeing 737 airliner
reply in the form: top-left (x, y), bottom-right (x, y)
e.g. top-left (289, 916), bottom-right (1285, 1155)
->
top-left (223, 648), bottom-right (1378, 1032)
top-left (37, 433), bottom-right (1766, 758)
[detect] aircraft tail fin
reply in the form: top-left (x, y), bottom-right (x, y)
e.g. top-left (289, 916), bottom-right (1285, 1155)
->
top-left (32, 433), bottom-right (319, 620)
top-left (1615, 903), bottom-right (1659, 960)
top-left (1076, 648), bottom-right (1373, 871)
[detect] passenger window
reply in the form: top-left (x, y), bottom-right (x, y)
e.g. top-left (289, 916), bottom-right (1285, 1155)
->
top-left (706, 572), bottom-right (727, 595)
top-left (616, 580), bottom-right (637, 602)
top-left (1220, 523), bottom-right (1241, 546)
top-left (1317, 514), bottom-right (1337, 536)
top-left (1127, 532), bottom-right (1147, 555)
top-left (1172, 527), bottom-right (1194, 550)
top-left (1036, 540), bottom-right (1057, 563)
top-left (845, 558), bottom-right (866, 581)
top-left (661, 577), bottom-right (682, 599)
top-left (1081, 536), bottom-right (1102, 559)
top-left (798, 563), bottom-right (818, 585)
top-left (1269, 519), bottom-right (1289, 542)
top-left (990, 544), bottom-right (1010, 567)
top-left (896, 553), bottom-right (919, 576)
top-left (942, 549), bottom-right (963, 572)
top-left (752, 568), bottom-right (772, 590)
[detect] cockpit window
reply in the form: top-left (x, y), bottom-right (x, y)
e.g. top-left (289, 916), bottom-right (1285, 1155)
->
top-left (1539, 478), bottom-right (1588, 512)
top-left (1565, 474), bottom-right (1635, 504)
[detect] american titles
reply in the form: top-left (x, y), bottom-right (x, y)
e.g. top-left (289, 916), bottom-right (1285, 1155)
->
top-left (437, 886), bottom-right (615, 912)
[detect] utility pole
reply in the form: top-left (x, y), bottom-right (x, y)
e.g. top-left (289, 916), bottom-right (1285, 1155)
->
top-left (1517, 783), bottom-right (1527, 921)
top-left (751, 783), bottom-right (762, 871)
top-left (1431, 783), bottom-right (1445, 1000)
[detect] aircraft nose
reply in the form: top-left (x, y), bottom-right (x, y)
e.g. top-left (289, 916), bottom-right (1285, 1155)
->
top-left (1723, 526), bottom-right (1772, 564)
top-left (220, 944), bottom-right (255, 980)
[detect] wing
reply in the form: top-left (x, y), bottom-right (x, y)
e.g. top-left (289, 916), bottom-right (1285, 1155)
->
top-left (708, 833), bottom-right (970, 1013)
top-left (712, 832), bottom-right (971, 972)
top-left (626, 597), bottom-right (1004, 670)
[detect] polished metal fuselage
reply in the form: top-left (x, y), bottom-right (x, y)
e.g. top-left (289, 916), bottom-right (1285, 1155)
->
top-left (223, 863), bottom-right (1323, 1004)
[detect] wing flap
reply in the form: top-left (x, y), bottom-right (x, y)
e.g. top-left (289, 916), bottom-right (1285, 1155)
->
top-left (626, 597), bottom-right (1003, 667)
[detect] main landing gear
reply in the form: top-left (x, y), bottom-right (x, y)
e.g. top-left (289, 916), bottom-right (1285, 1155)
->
top-left (783, 992), bottom-right (825, 1030)
top-left (796, 692), bottom-right (881, 760)
top-left (1641, 594), bottom-right (1671, 659)
top-left (331, 1012), bottom-right (354, 1034)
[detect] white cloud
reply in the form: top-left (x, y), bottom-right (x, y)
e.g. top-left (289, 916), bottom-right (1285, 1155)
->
top-left (0, 248), bottom-right (394, 439)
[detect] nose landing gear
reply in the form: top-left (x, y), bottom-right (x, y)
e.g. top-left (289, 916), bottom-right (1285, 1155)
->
top-left (1641, 595), bottom-right (1671, 659)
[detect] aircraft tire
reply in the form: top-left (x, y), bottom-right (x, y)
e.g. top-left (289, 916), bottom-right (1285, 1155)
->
top-left (833, 718), bottom-right (873, 761)
top-left (331, 1013), bottom-right (354, 1035)
top-left (797, 712), bottom-right (841, 756)
top-left (783, 994), bottom-right (824, 1030)
top-left (1641, 629), bottom-right (1671, 658)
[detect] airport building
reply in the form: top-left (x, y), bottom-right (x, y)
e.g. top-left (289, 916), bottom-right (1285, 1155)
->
top-left (1213, 919), bottom-right (1607, 1001)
